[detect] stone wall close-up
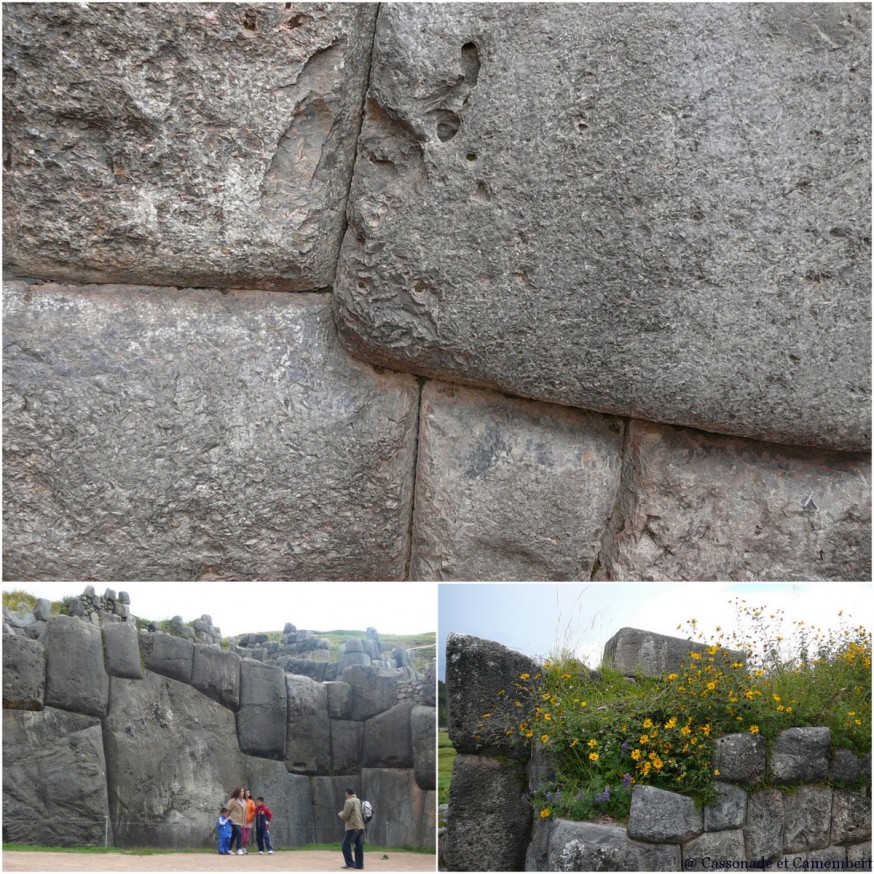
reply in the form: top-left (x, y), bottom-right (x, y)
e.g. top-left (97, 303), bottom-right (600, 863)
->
top-left (3, 3), bottom-right (871, 582)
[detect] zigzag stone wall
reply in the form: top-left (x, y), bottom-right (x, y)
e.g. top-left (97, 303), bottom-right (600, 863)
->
top-left (2, 598), bottom-right (436, 850)
top-left (3, 3), bottom-right (871, 582)
top-left (443, 632), bottom-right (872, 872)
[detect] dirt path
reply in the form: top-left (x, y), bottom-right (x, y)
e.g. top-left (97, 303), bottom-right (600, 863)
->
top-left (1, 850), bottom-right (436, 872)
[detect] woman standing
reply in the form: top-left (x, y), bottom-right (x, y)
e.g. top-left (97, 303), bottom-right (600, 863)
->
top-left (242, 788), bottom-right (256, 852)
top-left (226, 787), bottom-right (247, 855)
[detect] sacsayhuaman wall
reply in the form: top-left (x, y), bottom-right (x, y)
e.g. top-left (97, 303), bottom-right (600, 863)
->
top-left (2, 591), bottom-right (436, 849)
top-left (3, 3), bottom-right (871, 581)
top-left (442, 631), bottom-right (871, 872)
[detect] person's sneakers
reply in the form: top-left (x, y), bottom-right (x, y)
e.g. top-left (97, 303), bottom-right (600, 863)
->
top-left (268, 851), bottom-right (274, 855)
top-left (259, 851), bottom-right (264, 855)
top-left (237, 849), bottom-right (245, 855)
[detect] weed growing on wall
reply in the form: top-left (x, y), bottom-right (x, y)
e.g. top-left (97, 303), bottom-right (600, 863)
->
top-left (474, 603), bottom-right (871, 825)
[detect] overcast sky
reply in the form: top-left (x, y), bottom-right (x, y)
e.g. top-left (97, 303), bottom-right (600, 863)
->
top-left (438, 582), bottom-right (872, 679)
top-left (6, 582), bottom-right (436, 638)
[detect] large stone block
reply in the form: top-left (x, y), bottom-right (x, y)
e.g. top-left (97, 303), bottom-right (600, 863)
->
top-left (410, 382), bottom-right (624, 580)
top-left (744, 790), bottom-right (784, 862)
top-left (628, 785), bottom-right (703, 844)
top-left (360, 767), bottom-right (436, 850)
top-left (3, 3), bottom-right (377, 291)
top-left (783, 787), bottom-right (833, 853)
top-left (684, 830), bottom-right (747, 871)
top-left (244, 758), bottom-right (314, 848)
top-left (334, 3), bottom-right (871, 452)
top-left (330, 720), bottom-right (363, 775)
top-left (3, 283), bottom-right (419, 580)
top-left (446, 754), bottom-right (532, 871)
top-left (43, 615), bottom-right (110, 718)
top-left (412, 705), bottom-right (437, 790)
top-left (343, 664), bottom-right (400, 721)
top-left (831, 788), bottom-right (872, 845)
top-left (141, 632), bottom-right (194, 684)
top-left (2, 633), bottom-right (45, 709)
top-left (103, 673), bottom-right (246, 848)
top-left (237, 660), bottom-right (286, 760)
top-left (363, 702), bottom-right (415, 769)
top-left (3, 708), bottom-right (111, 847)
top-left (308, 775), bottom-right (360, 844)
top-left (446, 633), bottom-right (541, 757)
top-left (191, 645), bottom-right (240, 711)
top-left (102, 622), bottom-right (143, 680)
top-left (326, 681), bottom-right (353, 720)
top-left (598, 421), bottom-right (871, 582)
top-left (770, 727), bottom-right (832, 783)
top-left (285, 673), bottom-right (331, 774)
top-left (704, 783), bottom-right (748, 832)
top-left (713, 733), bottom-right (767, 785)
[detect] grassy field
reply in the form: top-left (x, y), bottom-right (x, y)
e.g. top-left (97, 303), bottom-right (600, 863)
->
top-left (438, 729), bottom-right (456, 806)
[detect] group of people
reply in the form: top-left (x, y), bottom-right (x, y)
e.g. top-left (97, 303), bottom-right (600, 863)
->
top-left (215, 785), bottom-right (366, 869)
top-left (217, 788), bottom-right (273, 856)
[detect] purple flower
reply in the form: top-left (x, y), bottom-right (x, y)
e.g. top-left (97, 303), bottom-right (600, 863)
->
top-left (594, 788), bottom-right (611, 804)
top-left (546, 791), bottom-right (553, 803)
top-left (622, 774), bottom-right (632, 788)
top-left (621, 741), bottom-right (630, 752)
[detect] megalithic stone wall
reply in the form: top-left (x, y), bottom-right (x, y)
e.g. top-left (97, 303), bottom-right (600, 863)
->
top-left (3, 3), bottom-right (871, 581)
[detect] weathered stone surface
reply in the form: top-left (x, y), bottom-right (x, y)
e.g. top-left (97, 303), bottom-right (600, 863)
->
top-left (285, 674), bottom-right (331, 774)
top-left (363, 701), bottom-right (415, 769)
top-left (309, 775), bottom-right (361, 843)
top-left (744, 790), bottom-right (784, 862)
top-left (704, 783), bottom-right (748, 832)
top-left (326, 680), bottom-right (353, 720)
top-left (446, 754), bottom-right (532, 871)
top-left (244, 758), bottom-right (314, 848)
top-left (628, 785), bottom-right (703, 844)
top-left (783, 786), bottom-right (833, 853)
top-left (190, 645), bottom-right (240, 711)
top-left (237, 660), bottom-right (286, 760)
top-left (43, 615), bottom-right (110, 718)
top-left (831, 789), bottom-right (872, 845)
top-left (446, 633), bottom-right (541, 757)
top-left (603, 627), bottom-right (742, 678)
top-left (343, 664), bottom-right (401, 721)
top-left (683, 830), bottom-right (746, 871)
top-left (103, 673), bottom-right (246, 848)
top-left (713, 733), bottom-right (767, 785)
top-left (831, 749), bottom-right (863, 785)
top-left (3, 3), bottom-right (377, 291)
top-left (334, 3), bottom-right (871, 452)
top-left (2, 633), bottom-right (45, 709)
top-left (598, 421), bottom-right (871, 582)
top-left (3, 708), bottom-right (111, 847)
top-left (3, 284), bottom-right (419, 581)
top-left (410, 382), bottom-right (624, 580)
top-left (771, 727), bottom-right (832, 783)
top-left (361, 767), bottom-right (436, 850)
top-left (102, 622), bottom-right (144, 680)
top-left (330, 720), bottom-right (363, 775)
top-left (141, 632), bottom-right (193, 684)
top-left (412, 704), bottom-right (437, 790)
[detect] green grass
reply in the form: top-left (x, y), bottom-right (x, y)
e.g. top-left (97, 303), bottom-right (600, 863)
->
top-left (1, 590), bottom-right (65, 616)
top-left (438, 729), bottom-right (457, 805)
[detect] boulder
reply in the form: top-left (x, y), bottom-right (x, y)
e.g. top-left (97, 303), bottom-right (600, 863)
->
top-left (343, 664), bottom-right (400, 721)
top-left (285, 674), bottom-right (331, 774)
top-left (410, 382), bottom-right (623, 580)
top-left (831, 788), bottom-right (872, 845)
top-left (334, 3), bottom-right (871, 452)
top-left (3, 283), bottom-right (420, 580)
top-left (191, 645), bottom-right (241, 710)
top-left (363, 702), bottom-right (415, 769)
top-left (704, 783), bottom-right (748, 832)
top-left (43, 615), bottom-right (110, 718)
top-left (446, 754), bottom-right (532, 871)
top-left (2, 634), bottom-right (45, 710)
top-left (338, 650), bottom-right (373, 671)
top-left (598, 420), bottom-right (871, 582)
top-left (361, 768), bottom-right (436, 850)
top-left (713, 733), bottom-right (767, 784)
top-left (627, 785), bottom-right (703, 844)
top-left (102, 622), bottom-right (144, 680)
top-left (103, 673), bottom-right (246, 848)
top-left (34, 599), bottom-right (52, 622)
top-left (141, 632), bottom-right (194, 684)
top-left (830, 749), bottom-right (862, 785)
top-left (744, 789), bottom-right (784, 862)
top-left (783, 786), bottom-right (833, 853)
top-left (330, 720), bottom-right (364, 775)
top-left (309, 776), bottom-right (360, 844)
top-left (770, 727), bottom-right (832, 783)
top-left (683, 830), bottom-right (746, 870)
top-left (244, 758), bottom-right (314, 848)
top-left (412, 705), bottom-right (437, 790)
top-left (237, 660), bottom-right (286, 760)
top-left (3, 3), bottom-right (377, 291)
top-left (446, 633), bottom-right (540, 757)
top-left (3, 708), bottom-right (111, 847)
top-left (325, 681), bottom-right (353, 720)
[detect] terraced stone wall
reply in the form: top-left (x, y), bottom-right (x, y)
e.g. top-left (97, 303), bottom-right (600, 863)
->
top-left (3, 3), bottom-right (871, 581)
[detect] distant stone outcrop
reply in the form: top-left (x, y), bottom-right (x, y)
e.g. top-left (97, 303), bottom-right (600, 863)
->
top-left (2, 591), bottom-right (436, 850)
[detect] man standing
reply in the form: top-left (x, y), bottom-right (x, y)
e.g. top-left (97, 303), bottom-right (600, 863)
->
top-left (338, 786), bottom-right (365, 870)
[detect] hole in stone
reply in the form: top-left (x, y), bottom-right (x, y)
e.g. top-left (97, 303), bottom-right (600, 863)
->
top-left (434, 110), bottom-right (461, 142)
top-left (242, 9), bottom-right (260, 30)
top-left (285, 12), bottom-right (306, 28)
top-left (461, 42), bottom-right (481, 88)
top-left (466, 152), bottom-right (477, 161)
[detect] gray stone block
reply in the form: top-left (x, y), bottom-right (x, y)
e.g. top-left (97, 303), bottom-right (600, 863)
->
top-left (2, 634), bottom-right (45, 710)
top-left (3, 3), bottom-right (377, 291)
top-left (326, 681), bottom-right (353, 720)
top-left (243, 758), bottom-right (314, 848)
top-left (363, 702), bottom-right (415, 769)
top-left (191, 645), bottom-right (240, 710)
top-left (361, 768), bottom-right (436, 850)
top-left (744, 789), bottom-right (784, 862)
top-left (3, 708), bottom-right (110, 847)
top-left (683, 830), bottom-right (746, 871)
top-left (598, 420), bottom-right (871, 582)
top-left (335, 3), bottom-right (871, 452)
top-left (704, 783), bottom-right (748, 832)
top-left (102, 622), bottom-right (144, 680)
top-left (446, 632), bottom-right (541, 757)
top-left (831, 749), bottom-right (863, 785)
top-left (43, 615), bottom-right (110, 718)
top-left (285, 674), bottom-right (331, 774)
top-left (714, 733), bottom-right (767, 785)
top-left (34, 599), bottom-right (52, 622)
top-left (628, 785), bottom-right (703, 844)
top-left (237, 659), bottom-right (286, 760)
top-left (783, 786), bottom-right (833, 853)
top-left (3, 283), bottom-right (420, 580)
top-left (343, 664), bottom-right (400, 721)
top-left (330, 720), bottom-right (363, 775)
top-left (446, 754), bottom-right (532, 870)
top-left (141, 632), bottom-right (194, 684)
top-left (831, 789), bottom-right (872, 845)
top-left (309, 775), bottom-right (360, 844)
top-left (770, 727), bottom-right (831, 783)
top-left (410, 382), bottom-right (624, 580)
top-left (411, 705), bottom-right (437, 790)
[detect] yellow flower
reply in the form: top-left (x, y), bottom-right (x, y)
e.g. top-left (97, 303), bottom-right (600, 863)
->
top-left (587, 739), bottom-right (598, 748)
top-left (580, 701), bottom-right (588, 708)
top-left (707, 646), bottom-right (718, 655)
top-left (631, 749), bottom-right (642, 761)
top-left (731, 662), bottom-right (744, 669)
top-left (540, 808), bottom-right (551, 819)
top-left (667, 673), bottom-right (679, 681)
top-left (681, 726), bottom-right (692, 736)
top-left (514, 701), bottom-right (522, 707)
top-left (561, 673), bottom-right (572, 680)
top-left (498, 689), bottom-right (505, 695)
top-left (714, 769), bottom-right (721, 776)
top-left (541, 734), bottom-right (550, 744)
top-left (706, 681), bottom-right (717, 691)
top-left (750, 725), bottom-right (760, 734)
top-left (544, 713), bottom-right (552, 721)
top-left (589, 752), bottom-right (599, 762)
top-left (642, 719), bottom-right (654, 729)
top-left (772, 694), bottom-right (781, 702)
top-left (664, 717), bottom-right (678, 730)
top-left (690, 652), bottom-right (702, 660)
top-left (520, 673), bottom-right (530, 680)
top-left (640, 734), bottom-right (650, 745)
top-left (652, 756), bottom-right (664, 770)
top-left (570, 738), bottom-right (579, 747)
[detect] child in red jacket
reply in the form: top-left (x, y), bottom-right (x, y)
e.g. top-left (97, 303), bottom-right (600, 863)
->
top-left (254, 796), bottom-right (274, 855)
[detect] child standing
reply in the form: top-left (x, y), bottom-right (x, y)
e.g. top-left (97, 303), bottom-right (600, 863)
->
top-left (217, 807), bottom-right (232, 855)
top-left (254, 796), bottom-right (274, 855)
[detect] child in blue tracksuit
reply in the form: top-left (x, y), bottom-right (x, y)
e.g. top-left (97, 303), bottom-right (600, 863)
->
top-left (217, 807), bottom-right (233, 855)
top-left (254, 797), bottom-right (274, 854)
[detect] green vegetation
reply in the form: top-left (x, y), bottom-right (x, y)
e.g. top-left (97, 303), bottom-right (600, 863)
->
top-left (438, 729), bottom-right (457, 805)
top-left (1, 590), bottom-right (65, 616)
top-left (438, 680), bottom-right (447, 727)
